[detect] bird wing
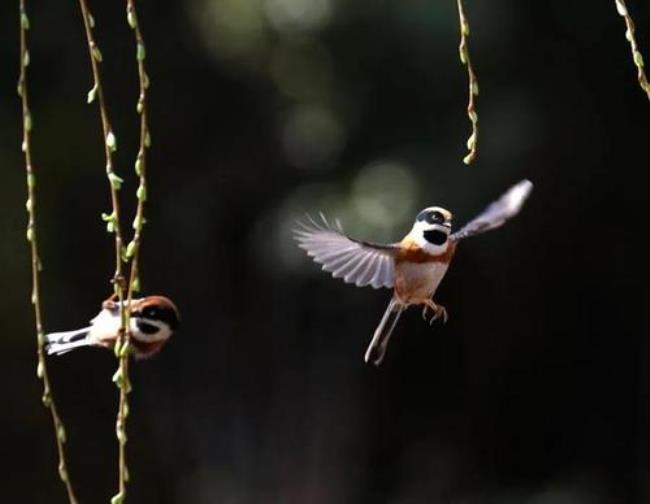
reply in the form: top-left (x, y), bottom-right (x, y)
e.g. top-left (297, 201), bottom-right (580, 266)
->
top-left (294, 214), bottom-right (398, 289)
top-left (450, 179), bottom-right (533, 241)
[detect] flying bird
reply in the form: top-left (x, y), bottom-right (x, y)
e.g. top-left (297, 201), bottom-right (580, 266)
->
top-left (45, 295), bottom-right (180, 359)
top-left (294, 179), bottom-right (533, 366)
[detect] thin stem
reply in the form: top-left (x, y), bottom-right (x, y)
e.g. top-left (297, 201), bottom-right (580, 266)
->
top-left (76, 2), bottom-right (131, 503)
top-left (614, 0), bottom-right (650, 100)
top-left (125, 0), bottom-right (150, 305)
top-left (109, 2), bottom-right (153, 500)
top-left (19, 2), bottom-right (78, 503)
top-left (456, 0), bottom-right (479, 165)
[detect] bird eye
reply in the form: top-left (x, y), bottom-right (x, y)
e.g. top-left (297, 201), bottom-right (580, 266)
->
top-left (143, 307), bottom-right (158, 319)
top-left (430, 211), bottom-right (445, 224)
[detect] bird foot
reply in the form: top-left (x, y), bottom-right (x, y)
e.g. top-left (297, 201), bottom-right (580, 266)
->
top-left (422, 302), bottom-right (448, 325)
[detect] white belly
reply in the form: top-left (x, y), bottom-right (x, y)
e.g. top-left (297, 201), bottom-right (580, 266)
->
top-left (395, 261), bottom-right (450, 303)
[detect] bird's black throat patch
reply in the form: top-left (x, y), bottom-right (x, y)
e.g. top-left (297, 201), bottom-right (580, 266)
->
top-left (423, 229), bottom-right (448, 245)
top-left (136, 320), bottom-right (160, 335)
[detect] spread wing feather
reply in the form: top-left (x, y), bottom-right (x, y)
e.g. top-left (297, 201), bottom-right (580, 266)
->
top-left (451, 179), bottom-right (533, 241)
top-left (294, 214), bottom-right (397, 289)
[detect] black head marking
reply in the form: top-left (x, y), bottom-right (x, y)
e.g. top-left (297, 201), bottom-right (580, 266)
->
top-left (416, 209), bottom-right (446, 225)
top-left (139, 305), bottom-right (180, 331)
top-left (423, 229), bottom-right (449, 246)
top-left (136, 320), bottom-right (160, 335)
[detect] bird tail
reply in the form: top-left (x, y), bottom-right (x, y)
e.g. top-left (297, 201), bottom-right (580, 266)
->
top-left (364, 298), bottom-right (404, 366)
top-left (44, 327), bottom-right (91, 356)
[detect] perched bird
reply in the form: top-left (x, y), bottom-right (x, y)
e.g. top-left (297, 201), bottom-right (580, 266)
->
top-left (45, 295), bottom-right (180, 359)
top-left (294, 179), bottom-right (533, 366)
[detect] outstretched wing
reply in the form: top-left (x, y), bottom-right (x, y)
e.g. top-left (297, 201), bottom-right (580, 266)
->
top-left (451, 179), bottom-right (533, 241)
top-left (294, 214), bottom-right (397, 289)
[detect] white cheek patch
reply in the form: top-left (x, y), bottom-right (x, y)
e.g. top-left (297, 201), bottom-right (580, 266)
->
top-left (409, 221), bottom-right (451, 255)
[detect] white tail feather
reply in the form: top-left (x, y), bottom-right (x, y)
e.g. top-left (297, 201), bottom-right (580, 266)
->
top-left (45, 327), bottom-right (91, 355)
top-left (364, 298), bottom-right (404, 366)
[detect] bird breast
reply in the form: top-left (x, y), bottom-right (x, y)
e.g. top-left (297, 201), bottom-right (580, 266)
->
top-left (394, 261), bottom-right (450, 304)
top-left (393, 241), bottom-right (455, 304)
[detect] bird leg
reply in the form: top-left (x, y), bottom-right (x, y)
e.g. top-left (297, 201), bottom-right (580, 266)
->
top-left (421, 299), bottom-right (448, 325)
top-left (102, 293), bottom-right (119, 310)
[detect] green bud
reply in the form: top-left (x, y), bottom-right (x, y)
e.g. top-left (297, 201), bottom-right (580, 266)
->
top-left (24, 112), bottom-right (32, 132)
top-left (112, 367), bottom-right (123, 386)
top-left (137, 184), bottom-right (147, 202)
top-left (134, 157), bottom-right (143, 176)
top-left (58, 462), bottom-right (68, 482)
top-left (106, 131), bottom-right (117, 152)
top-left (57, 424), bottom-right (67, 443)
top-left (111, 492), bottom-right (125, 504)
top-left (23, 50), bottom-right (30, 67)
top-left (144, 131), bottom-right (151, 148)
top-left (108, 172), bottom-right (124, 190)
top-left (124, 240), bottom-right (136, 260)
top-left (137, 42), bottom-right (146, 62)
top-left (127, 6), bottom-right (137, 28)
top-left (87, 85), bottom-right (97, 104)
top-left (88, 13), bottom-right (95, 28)
top-left (466, 132), bottom-right (476, 150)
top-left (21, 13), bottom-right (30, 30)
top-left (634, 50), bottom-right (644, 68)
top-left (92, 45), bottom-right (103, 63)
top-left (37, 361), bottom-right (44, 378)
top-left (26, 227), bottom-right (34, 242)
top-left (132, 214), bottom-right (143, 230)
top-left (120, 340), bottom-right (131, 358)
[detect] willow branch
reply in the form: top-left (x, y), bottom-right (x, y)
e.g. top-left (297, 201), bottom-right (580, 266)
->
top-left (107, 2), bottom-right (153, 503)
top-left (76, 2), bottom-right (133, 503)
top-left (614, 0), bottom-right (650, 100)
top-left (456, 0), bottom-right (479, 165)
top-left (19, 2), bottom-right (78, 503)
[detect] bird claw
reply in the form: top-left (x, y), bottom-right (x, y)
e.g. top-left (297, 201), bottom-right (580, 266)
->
top-left (422, 303), bottom-right (448, 326)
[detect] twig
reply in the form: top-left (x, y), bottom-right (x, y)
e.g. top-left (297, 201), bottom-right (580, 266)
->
top-left (18, 2), bottom-right (78, 503)
top-left (614, 0), bottom-right (650, 100)
top-left (108, 2), bottom-right (153, 503)
top-left (456, 0), bottom-right (479, 165)
top-left (76, 2), bottom-right (132, 503)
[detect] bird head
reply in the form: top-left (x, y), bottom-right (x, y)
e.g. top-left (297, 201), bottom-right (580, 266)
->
top-left (130, 296), bottom-right (180, 342)
top-left (407, 206), bottom-right (453, 254)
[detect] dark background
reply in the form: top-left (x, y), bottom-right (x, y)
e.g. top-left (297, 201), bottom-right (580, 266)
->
top-left (1, 1), bottom-right (649, 502)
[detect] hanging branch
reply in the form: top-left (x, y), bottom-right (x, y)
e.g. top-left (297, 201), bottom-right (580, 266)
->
top-left (107, 2), bottom-right (153, 503)
top-left (614, 0), bottom-right (650, 100)
top-left (124, 0), bottom-right (150, 303)
top-left (18, 2), bottom-right (78, 503)
top-left (456, 0), bottom-right (479, 165)
top-left (76, 1), bottom-right (132, 503)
